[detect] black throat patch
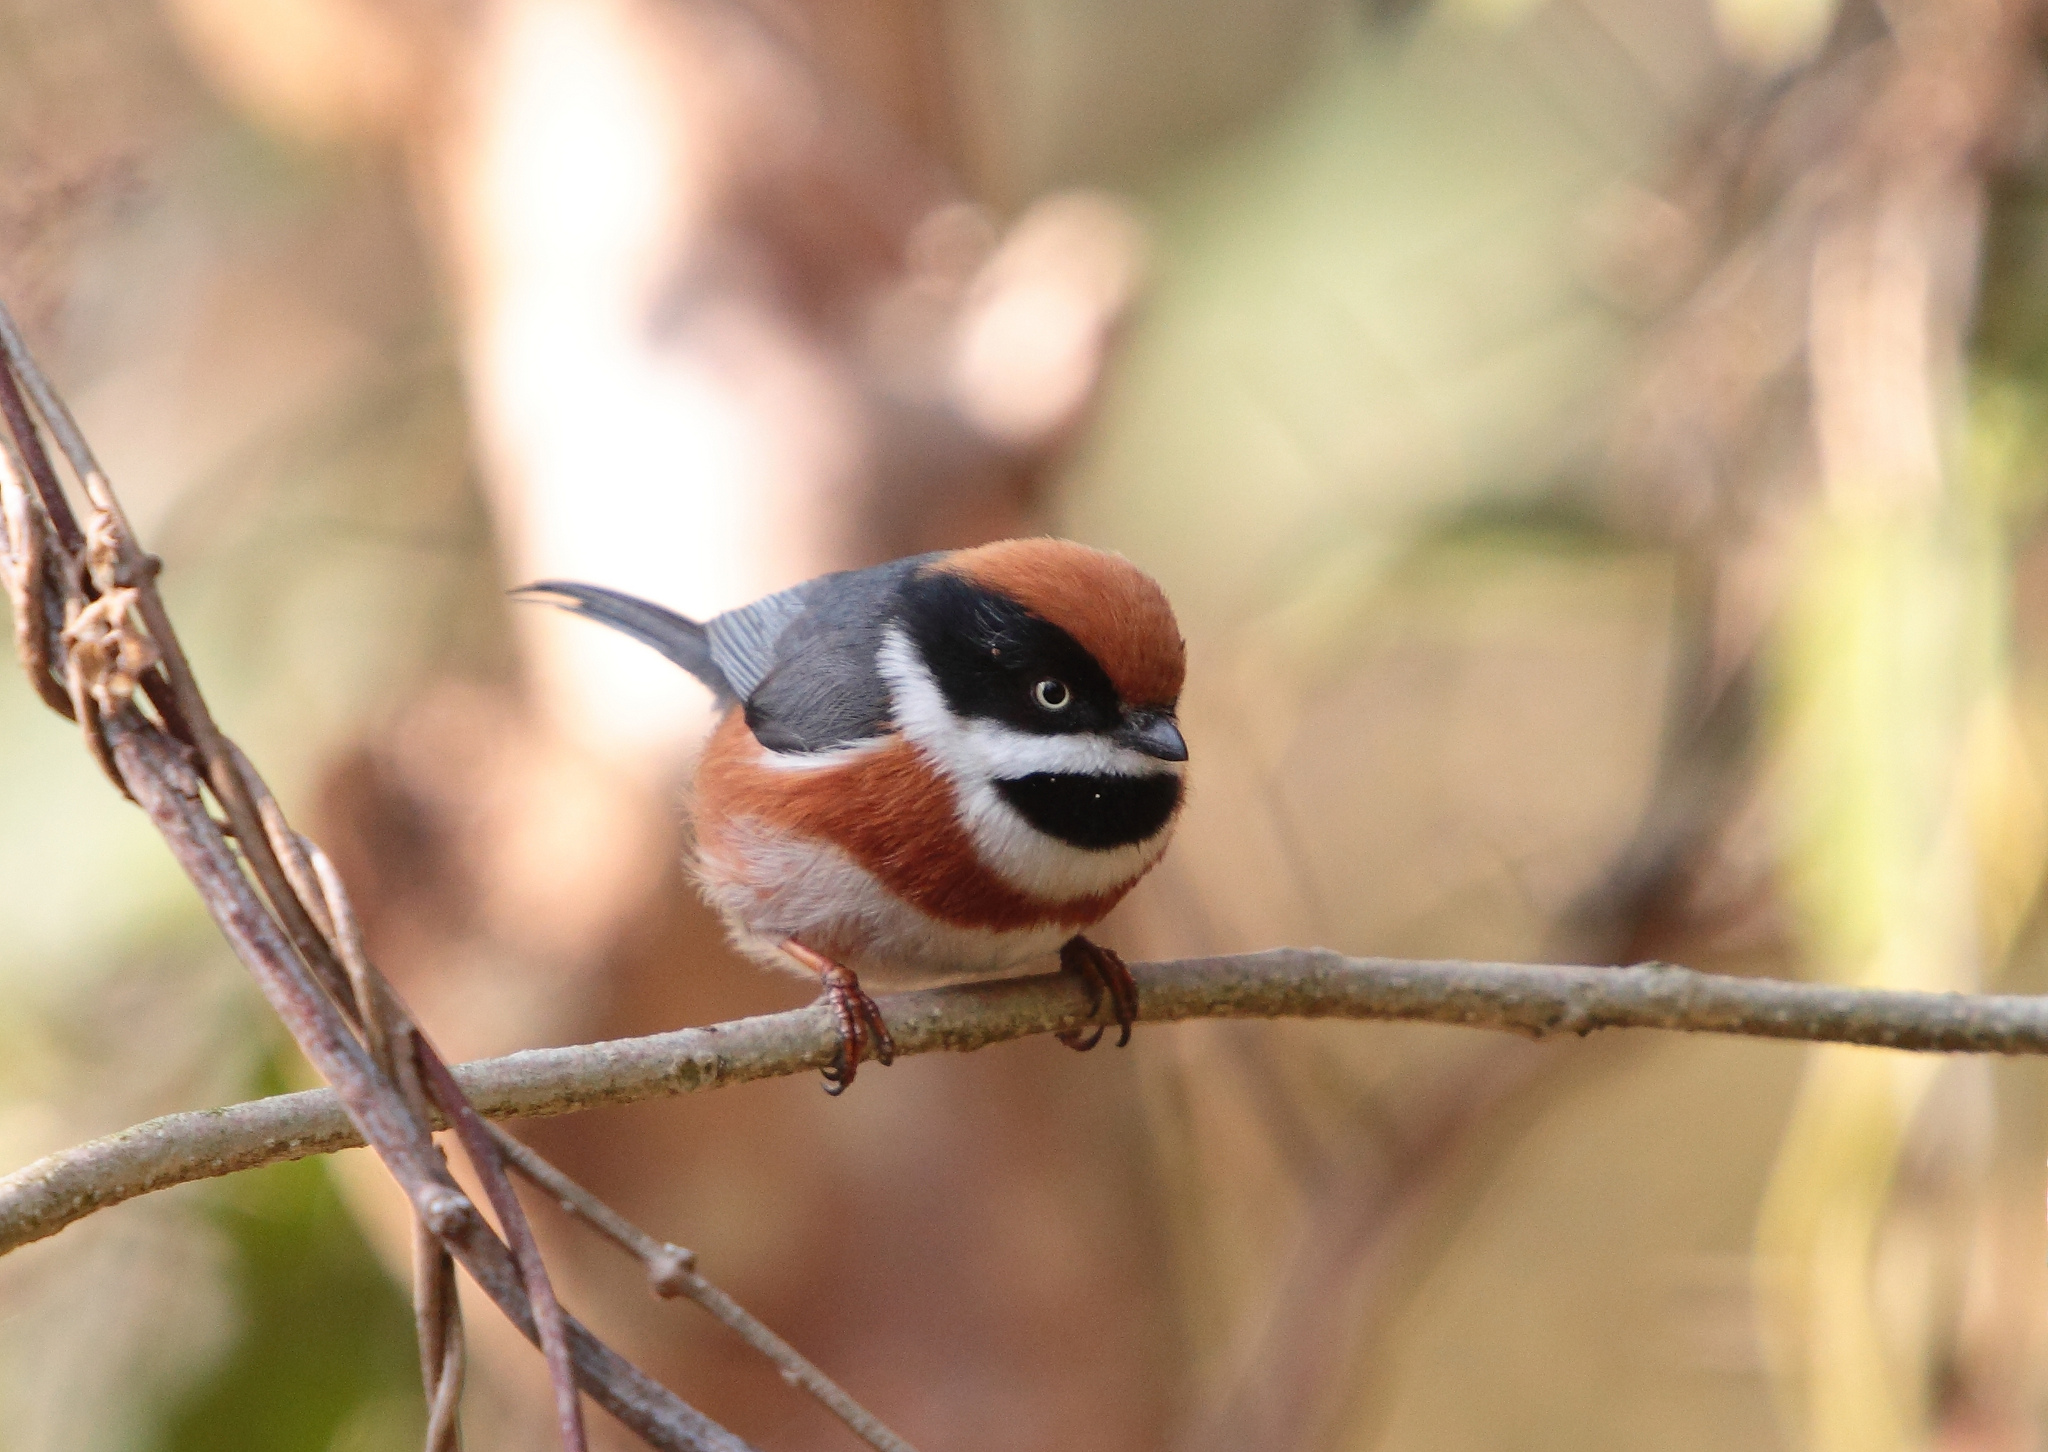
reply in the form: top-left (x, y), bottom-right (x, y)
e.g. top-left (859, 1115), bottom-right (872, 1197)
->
top-left (995, 772), bottom-right (1183, 851)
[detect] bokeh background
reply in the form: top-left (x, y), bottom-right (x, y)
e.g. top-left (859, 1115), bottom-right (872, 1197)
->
top-left (5, 0), bottom-right (2048, 1448)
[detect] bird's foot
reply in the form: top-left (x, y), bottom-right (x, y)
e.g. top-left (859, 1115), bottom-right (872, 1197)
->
top-left (783, 941), bottom-right (895, 1094)
top-left (1057, 936), bottom-right (1138, 1051)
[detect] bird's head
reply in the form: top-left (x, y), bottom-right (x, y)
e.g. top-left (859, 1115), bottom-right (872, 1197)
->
top-left (880, 539), bottom-right (1188, 855)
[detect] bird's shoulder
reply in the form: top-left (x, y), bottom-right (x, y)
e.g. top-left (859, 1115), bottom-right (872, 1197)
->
top-left (716, 553), bottom-right (941, 754)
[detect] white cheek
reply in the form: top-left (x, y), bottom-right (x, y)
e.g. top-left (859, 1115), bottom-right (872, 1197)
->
top-left (951, 722), bottom-right (1180, 778)
top-left (876, 628), bottom-right (1181, 900)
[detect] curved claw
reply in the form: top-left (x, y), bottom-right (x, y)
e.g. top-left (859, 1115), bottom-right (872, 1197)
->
top-left (785, 941), bottom-right (894, 1093)
top-left (1057, 1021), bottom-right (1107, 1053)
top-left (1058, 936), bottom-right (1137, 1051)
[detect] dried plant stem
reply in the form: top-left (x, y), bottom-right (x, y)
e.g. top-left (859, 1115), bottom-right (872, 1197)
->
top-left (11, 949), bottom-right (2048, 1263)
top-left (107, 719), bottom-right (747, 1452)
top-left (0, 304), bottom-right (737, 1452)
top-left (489, 1127), bottom-right (925, 1452)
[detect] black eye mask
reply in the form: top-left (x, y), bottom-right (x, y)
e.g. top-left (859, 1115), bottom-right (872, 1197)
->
top-left (896, 570), bottom-right (1124, 736)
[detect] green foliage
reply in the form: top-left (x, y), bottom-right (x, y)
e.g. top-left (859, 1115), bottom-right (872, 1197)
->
top-left (162, 1064), bottom-right (418, 1452)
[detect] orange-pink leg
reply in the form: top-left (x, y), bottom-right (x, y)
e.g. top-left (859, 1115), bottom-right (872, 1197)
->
top-left (1057, 936), bottom-right (1138, 1051)
top-left (782, 940), bottom-right (896, 1094)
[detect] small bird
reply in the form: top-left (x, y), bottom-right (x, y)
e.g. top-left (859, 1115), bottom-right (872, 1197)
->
top-left (515, 538), bottom-right (1188, 1091)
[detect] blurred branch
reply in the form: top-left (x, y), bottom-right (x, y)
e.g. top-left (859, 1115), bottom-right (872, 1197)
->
top-left (1178, 1036), bottom-right (1551, 1452)
top-left (11, 949), bottom-right (2048, 1256)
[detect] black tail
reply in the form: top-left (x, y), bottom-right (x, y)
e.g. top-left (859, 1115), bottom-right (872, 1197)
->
top-left (512, 581), bottom-right (735, 700)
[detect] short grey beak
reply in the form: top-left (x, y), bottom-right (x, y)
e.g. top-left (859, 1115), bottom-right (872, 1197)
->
top-left (1119, 711), bottom-right (1188, 762)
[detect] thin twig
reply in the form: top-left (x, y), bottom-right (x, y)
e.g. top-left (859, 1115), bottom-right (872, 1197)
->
top-left (300, 825), bottom-right (466, 1452)
top-left (413, 1217), bottom-right (467, 1452)
top-left (415, 1038), bottom-right (589, 1452)
top-left (106, 718), bottom-right (751, 1452)
top-left (0, 342), bottom-right (197, 745)
top-left (0, 347), bottom-right (82, 552)
top-left (0, 420), bottom-right (73, 716)
top-left (490, 1126), bottom-right (924, 1452)
top-left (13, 949), bottom-right (2048, 1260)
top-left (0, 305), bottom-right (739, 1452)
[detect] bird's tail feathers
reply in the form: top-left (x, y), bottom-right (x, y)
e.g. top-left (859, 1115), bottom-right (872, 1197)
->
top-left (511, 581), bottom-right (735, 700)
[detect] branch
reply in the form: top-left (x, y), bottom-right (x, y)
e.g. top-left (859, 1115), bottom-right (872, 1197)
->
top-left (488, 1126), bottom-right (921, 1452)
top-left (8, 949), bottom-right (2048, 1257)
top-left (105, 718), bottom-right (738, 1452)
top-left (0, 303), bottom-right (722, 1452)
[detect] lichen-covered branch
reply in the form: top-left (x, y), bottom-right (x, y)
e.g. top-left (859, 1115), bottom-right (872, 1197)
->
top-left (8, 949), bottom-right (2048, 1258)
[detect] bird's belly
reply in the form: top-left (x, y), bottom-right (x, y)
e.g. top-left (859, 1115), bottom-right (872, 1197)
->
top-left (696, 819), bottom-right (1079, 987)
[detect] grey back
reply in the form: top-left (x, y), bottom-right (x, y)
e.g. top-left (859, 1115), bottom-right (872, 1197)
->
top-left (725, 554), bottom-right (938, 754)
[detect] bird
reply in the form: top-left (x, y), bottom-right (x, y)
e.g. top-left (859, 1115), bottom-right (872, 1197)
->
top-left (513, 537), bottom-right (1189, 1091)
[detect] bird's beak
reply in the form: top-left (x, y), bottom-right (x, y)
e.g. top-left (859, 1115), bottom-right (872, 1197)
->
top-left (1118, 710), bottom-right (1188, 762)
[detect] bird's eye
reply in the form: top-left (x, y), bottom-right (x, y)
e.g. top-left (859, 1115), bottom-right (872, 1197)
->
top-left (1032, 679), bottom-right (1071, 711)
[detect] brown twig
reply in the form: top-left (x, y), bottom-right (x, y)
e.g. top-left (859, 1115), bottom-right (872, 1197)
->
top-left (488, 1126), bottom-right (925, 1452)
top-left (16, 948), bottom-right (2048, 1262)
top-left (105, 719), bottom-right (749, 1452)
top-left (0, 421), bottom-right (72, 717)
top-left (0, 346), bottom-right (82, 552)
top-left (416, 1037), bottom-right (589, 1450)
top-left (0, 303), bottom-right (741, 1452)
top-left (297, 820), bottom-right (467, 1452)
top-left (2, 317), bottom-right (593, 1452)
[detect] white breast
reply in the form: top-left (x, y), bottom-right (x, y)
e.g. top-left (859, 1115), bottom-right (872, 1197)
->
top-left (697, 818), bottom-right (1074, 987)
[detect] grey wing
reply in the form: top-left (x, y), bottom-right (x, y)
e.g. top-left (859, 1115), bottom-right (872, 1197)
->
top-left (704, 581), bottom-right (819, 701)
top-left (734, 554), bottom-right (938, 754)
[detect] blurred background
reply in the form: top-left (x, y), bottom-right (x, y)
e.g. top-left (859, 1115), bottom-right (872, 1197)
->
top-left (4, 0), bottom-right (2048, 1448)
